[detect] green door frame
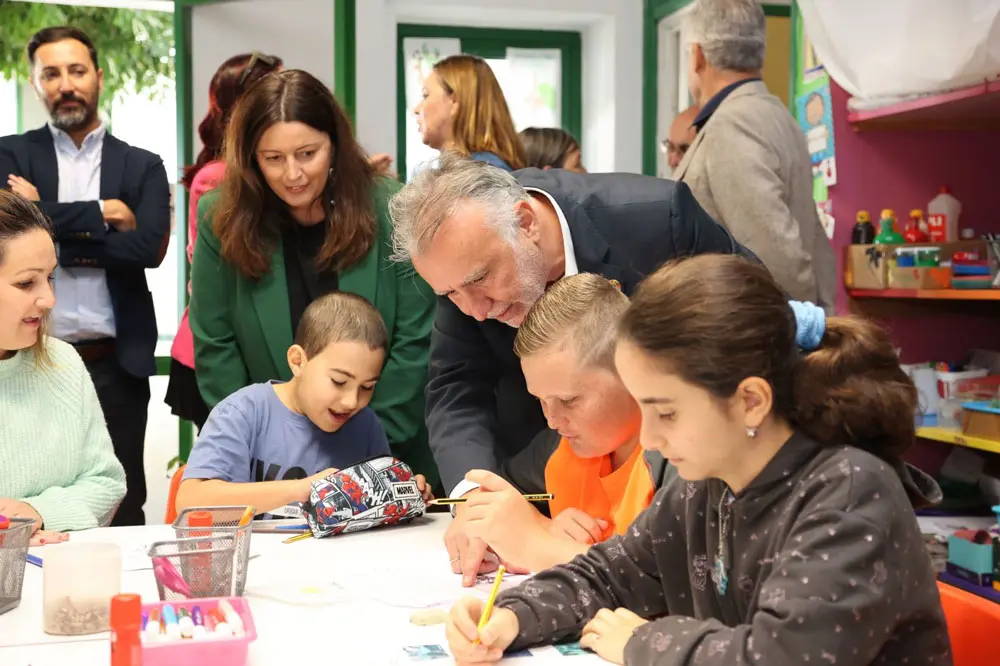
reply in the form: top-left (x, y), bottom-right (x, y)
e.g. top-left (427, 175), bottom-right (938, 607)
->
top-left (395, 24), bottom-right (582, 181)
top-left (171, 0), bottom-right (357, 459)
top-left (641, 0), bottom-right (792, 176)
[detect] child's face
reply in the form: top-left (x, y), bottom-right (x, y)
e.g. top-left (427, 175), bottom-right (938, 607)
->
top-left (521, 344), bottom-right (641, 459)
top-left (614, 340), bottom-right (751, 482)
top-left (289, 340), bottom-right (385, 433)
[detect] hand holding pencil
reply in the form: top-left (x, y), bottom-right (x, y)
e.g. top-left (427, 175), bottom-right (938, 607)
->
top-left (445, 577), bottom-right (520, 664)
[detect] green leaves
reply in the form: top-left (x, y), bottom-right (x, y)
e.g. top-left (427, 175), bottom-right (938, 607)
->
top-left (0, 2), bottom-right (174, 108)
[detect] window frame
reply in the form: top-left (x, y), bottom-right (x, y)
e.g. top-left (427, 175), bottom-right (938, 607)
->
top-left (395, 23), bottom-right (583, 180)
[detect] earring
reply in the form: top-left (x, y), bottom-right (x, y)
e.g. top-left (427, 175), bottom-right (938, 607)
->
top-left (746, 427), bottom-right (758, 439)
top-left (328, 167), bottom-right (336, 208)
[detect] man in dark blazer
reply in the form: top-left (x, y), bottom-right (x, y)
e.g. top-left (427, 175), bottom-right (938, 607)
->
top-left (390, 152), bottom-right (756, 583)
top-left (0, 26), bottom-right (171, 526)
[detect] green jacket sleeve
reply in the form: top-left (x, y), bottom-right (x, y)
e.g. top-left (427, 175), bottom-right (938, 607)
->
top-left (368, 179), bottom-right (438, 486)
top-left (189, 189), bottom-right (250, 408)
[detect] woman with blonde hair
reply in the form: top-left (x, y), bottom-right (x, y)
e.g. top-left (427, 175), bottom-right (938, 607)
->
top-left (0, 191), bottom-right (126, 542)
top-left (414, 54), bottom-right (525, 171)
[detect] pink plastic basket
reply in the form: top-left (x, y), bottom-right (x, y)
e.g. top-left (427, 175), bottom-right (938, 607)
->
top-left (140, 596), bottom-right (257, 666)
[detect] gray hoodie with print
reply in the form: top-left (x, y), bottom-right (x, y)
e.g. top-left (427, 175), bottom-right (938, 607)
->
top-left (495, 433), bottom-right (953, 665)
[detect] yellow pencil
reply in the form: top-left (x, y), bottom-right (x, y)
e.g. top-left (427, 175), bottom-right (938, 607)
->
top-left (238, 506), bottom-right (255, 527)
top-left (474, 565), bottom-right (506, 646)
top-left (429, 493), bottom-right (553, 506)
top-left (282, 532), bottom-right (313, 544)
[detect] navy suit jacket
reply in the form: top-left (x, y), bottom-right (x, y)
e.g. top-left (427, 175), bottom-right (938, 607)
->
top-left (0, 127), bottom-right (171, 378)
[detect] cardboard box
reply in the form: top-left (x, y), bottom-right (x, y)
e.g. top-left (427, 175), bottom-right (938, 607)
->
top-left (888, 266), bottom-right (952, 289)
top-left (844, 245), bottom-right (889, 289)
top-left (962, 403), bottom-right (1000, 440)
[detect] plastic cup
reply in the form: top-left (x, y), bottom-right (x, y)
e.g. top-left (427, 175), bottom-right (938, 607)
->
top-left (43, 543), bottom-right (122, 635)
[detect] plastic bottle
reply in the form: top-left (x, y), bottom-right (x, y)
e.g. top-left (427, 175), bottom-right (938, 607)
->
top-left (874, 209), bottom-right (904, 245)
top-left (851, 210), bottom-right (875, 244)
top-left (928, 186), bottom-right (961, 242)
top-left (110, 594), bottom-right (143, 666)
top-left (904, 209), bottom-right (929, 243)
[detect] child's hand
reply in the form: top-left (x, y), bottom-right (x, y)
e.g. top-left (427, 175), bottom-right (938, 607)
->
top-left (299, 468), bottom-right (339, 500)
top-left (446, 597), bottom-right (519, 664)
top-left (415, 474), bottom-right (434, 502)
top-left (579, 607), bottom-right (648, 665)
top-left (550, 508), bottom-right (608, 545)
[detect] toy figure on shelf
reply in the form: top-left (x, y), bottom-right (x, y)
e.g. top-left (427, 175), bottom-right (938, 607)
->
top-left (851, 210), bottom-right (875, 244)
top-left (904, 209), bottom-right (929, 243)
top-left (874, 208), bottom-right (905, 245)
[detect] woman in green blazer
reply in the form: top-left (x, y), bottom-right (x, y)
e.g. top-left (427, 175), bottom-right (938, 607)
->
top-left (189, 69), bottom-right (438, 488)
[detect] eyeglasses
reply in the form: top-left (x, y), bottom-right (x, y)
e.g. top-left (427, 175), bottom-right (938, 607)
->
top-left (660, 139), bottom-right (691, 159)
top-left (239, 51), bottom-right (280, 86)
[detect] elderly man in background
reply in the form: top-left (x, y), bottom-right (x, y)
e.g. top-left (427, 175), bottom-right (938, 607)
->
top-left (674, 0), bottom-right (835, 311)
top-left (663, 105), bottom-right (700, 173)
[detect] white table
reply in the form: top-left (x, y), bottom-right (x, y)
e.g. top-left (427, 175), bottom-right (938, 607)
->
top-left (0, 515), bottom-right (602, 665)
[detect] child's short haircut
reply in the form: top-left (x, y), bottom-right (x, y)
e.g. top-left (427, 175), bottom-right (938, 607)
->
top-left (514, 273), bottom-right (629, 369)
top-left (294, 292), bottom-right (388, 357)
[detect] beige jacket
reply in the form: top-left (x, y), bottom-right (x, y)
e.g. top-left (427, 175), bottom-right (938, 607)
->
top-left (676, 80), bottom-right (836, 310)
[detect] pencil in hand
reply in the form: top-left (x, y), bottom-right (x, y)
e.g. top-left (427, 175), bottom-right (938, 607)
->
top-left (428, 493), bottom-right (553, 506)
top-left (474, 565), bottom-right (506, 646)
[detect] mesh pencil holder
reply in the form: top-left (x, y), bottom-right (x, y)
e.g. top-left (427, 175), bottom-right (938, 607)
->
top-left (0, 518), bottom-right (36, 615)
top-left (171, 506), bottom-right (254, 596)
top-left (147, 534), bottom-right (238, 602)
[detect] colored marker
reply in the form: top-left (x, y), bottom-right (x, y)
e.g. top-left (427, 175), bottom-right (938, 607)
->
top-left (212, 609), bottom-right (233, 637)
top-left (178, 607), bottom-right (194, 638)
top-left (25, 554), bottom-right (43, 568)
top-left (144, 609), bottom-right (161, 640)
top-left (217, 599), bottom-right (244, 636)
top-left (191, 605), bottom-right (207, 639)
top-left (162, 604), bottom-right (181, 639)
top-left (203, 608), bottom-right (217, 634)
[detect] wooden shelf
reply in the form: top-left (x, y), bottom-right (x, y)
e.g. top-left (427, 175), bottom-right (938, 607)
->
top-left (848, 288), bottom-right (1000, 301)
top-left (849, 80), bottom-right (1000, 131)
top-left (917, 426), bottom-right (1000, 455)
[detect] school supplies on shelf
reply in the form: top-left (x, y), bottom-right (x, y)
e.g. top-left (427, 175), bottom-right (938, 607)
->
top-left (139, 597), bottom-right (257, 666)
top-left (428, 493), bottom-right (555, 506)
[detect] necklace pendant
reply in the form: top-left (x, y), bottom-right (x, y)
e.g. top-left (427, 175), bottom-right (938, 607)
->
top-left (713, 556), bottom-right (728, 595)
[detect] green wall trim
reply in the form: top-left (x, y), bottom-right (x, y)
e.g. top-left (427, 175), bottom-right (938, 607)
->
top-left (14, 80), bottom-right (23, 134)
top-left (764, 5), bottom-right (792, 17)
top-left (395, 24), bottom-right (582, 181)
top-left (333, 0), bottom-right (357, 124)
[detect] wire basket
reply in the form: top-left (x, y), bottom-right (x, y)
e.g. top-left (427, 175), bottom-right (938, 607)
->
top-left (0, 518), bottom-right (36, 615)
top-left (148, 534), bottom-right (238, 602)
top-left (171, 506), bottom-right (253, 596)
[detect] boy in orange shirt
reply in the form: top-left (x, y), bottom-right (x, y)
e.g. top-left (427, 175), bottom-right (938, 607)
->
top-left (460, 273), bottom-right (654, 572)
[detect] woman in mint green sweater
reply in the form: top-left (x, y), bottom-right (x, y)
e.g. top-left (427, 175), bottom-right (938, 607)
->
top-left (0, 190), bottom-right (126, 540)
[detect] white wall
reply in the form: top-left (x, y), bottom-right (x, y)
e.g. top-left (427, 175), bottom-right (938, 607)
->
top-left (355, 0), bottom-right (644, 174)
top-left (189, 0), bottom-right (336, 155)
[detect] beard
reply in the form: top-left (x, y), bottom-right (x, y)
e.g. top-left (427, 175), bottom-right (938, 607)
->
top-left (49, 94), bottom-right (98, 133)
top-left (490, 243), bottom-right (548, 328)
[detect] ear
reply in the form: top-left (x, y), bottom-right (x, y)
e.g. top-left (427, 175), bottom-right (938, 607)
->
top-left (97, 68), bottom-right (104, 95)
top-left (692, 43), bottom-right (707, 74)
top-left (733, 376), bottom-right (773, 430)
top-left (515, 199), bottom-right (541, 243)
top-left (286, 344), bottom-right (308, 377)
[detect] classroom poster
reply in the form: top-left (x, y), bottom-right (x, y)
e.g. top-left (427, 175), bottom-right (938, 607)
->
top-left (801, 31), bottom-right (826, 83)
top-left (796, 81), bottom-right (837, 187)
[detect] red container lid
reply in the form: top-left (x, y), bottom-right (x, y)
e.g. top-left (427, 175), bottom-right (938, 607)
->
top-left (188, 510), bottom-right (213, 528)
top-left (0, 515), bottom-right (10, 530)
top-left (110, 594), bottom-right (143, 629)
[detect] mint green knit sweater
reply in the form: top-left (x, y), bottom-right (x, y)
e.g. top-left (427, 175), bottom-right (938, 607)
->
top-left (0, 337), bottom-right (126, 531)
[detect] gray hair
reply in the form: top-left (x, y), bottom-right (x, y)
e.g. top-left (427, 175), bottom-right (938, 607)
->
top-left (389, 152), bottom-right (528, 262)
top-left (686, 0), bottom-right (766, 72)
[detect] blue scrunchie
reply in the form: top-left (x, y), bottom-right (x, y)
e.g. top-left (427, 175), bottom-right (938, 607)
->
top-left (789, 300), bottom-right (826, 350)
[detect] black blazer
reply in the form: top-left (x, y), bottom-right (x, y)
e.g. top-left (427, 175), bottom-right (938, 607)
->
top-left (0, 127), bottom-right (171, 378)
top-left (426, 168), bottom-right (759, 492)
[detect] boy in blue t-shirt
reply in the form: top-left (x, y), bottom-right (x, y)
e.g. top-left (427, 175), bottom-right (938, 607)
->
top-left (177, 292), bottom-right (434, 515)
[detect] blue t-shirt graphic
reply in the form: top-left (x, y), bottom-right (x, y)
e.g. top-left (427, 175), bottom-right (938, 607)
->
top-left (183, 382), bottom-right (390, 485)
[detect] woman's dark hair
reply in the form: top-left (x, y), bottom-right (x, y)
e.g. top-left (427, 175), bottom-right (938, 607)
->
top-left (619, 254), bottom-right (916, 462)
top-left (181, 52), bottom-right (283, 190)
top-left (0, 190), bottom-right (54, 362)
top-left (214, 69), bottom-right (375, 279)
top-left (519, 127), bottom-right (580, 169)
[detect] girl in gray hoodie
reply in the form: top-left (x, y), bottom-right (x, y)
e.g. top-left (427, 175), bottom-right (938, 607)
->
top-left (446, 254), bottom-right (951, 666)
